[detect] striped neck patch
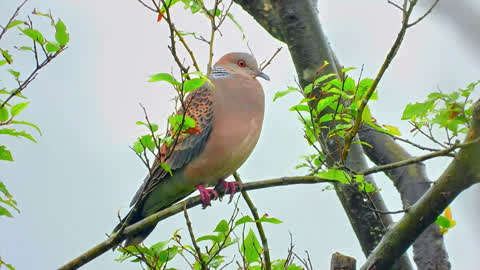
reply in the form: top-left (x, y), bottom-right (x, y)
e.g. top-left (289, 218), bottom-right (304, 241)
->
top-left (210, 66), bottom-right (231, 79)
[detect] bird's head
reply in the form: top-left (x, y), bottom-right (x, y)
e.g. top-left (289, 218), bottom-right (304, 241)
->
top-left (214, 52), bottom-right (270, 81)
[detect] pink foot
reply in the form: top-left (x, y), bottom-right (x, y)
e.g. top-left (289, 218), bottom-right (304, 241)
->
top-left (218, 179), bottom-right (243, 202)
top-left (195, 185), bottom-right (218, 208)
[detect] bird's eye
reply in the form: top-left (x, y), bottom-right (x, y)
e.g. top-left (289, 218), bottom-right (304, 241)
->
top-left (237, 60), bottom-right (246, 68)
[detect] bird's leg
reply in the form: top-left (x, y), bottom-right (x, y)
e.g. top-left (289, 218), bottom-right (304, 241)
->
top-left (195, 185), bottom-right (218, 208)
top-left (216, 179), bottom-right (243, 202)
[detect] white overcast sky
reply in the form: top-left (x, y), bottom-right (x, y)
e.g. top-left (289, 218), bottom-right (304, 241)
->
top-left (1, 0), bottom-right (479, 269)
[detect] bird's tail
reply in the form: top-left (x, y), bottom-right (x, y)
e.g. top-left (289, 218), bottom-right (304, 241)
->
top-left (113, 177), bottom-right (195, 246)
top-left (112, 206), bottom-right (156, 246)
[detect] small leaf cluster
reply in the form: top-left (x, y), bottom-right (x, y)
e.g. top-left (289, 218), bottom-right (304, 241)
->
top-left (402, 81), bottom-right (479, 138)
top-left (435, 206), bottom-right (456, 235)
top-left (115, 211), bottom-right (302, 270)
top-left (132, 72), bottom-right (210, 174)
top-left (274, 66), bottom-right (386, 193)
top-left (1, 9), bottom-right (69, 220)
top-left (116, 238), bottom-right (179, 270)
top-left (158, 0), bottom-right (245, 38)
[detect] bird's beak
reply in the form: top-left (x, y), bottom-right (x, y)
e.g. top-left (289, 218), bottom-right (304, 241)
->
top-left (253, 69), bottom-right (270, 81)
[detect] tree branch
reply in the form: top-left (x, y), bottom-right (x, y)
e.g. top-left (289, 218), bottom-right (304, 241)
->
top-left (358, 138), bottom-right (478, 176)
top-left (342, 0), bottom-right (423, 160)
top-left (359, 124), bottom-right (452, 269)
top-left (0, 0), bottom-right (28, 41)
top-left (183, 204), bottom-right (207, 270)
top-left (233, 172), bottom-right (271, 270)
top-left (360, 99), bottom-right (480, 270)
top-left (58, 176), bottom-right (336, 270)
top-left (266, 1), bottom-right (412, 269)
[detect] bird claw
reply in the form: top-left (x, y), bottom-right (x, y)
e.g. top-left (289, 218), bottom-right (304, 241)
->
top-left (217, 179), bottom-right (243, 203)
top-left (195, 185), bottom-right (219, 208)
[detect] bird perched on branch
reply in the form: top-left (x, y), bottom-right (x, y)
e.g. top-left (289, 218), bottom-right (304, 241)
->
top-left (114, 52), bottom-right (269, 246)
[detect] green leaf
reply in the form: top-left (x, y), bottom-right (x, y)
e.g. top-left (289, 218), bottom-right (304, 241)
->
top-left (140, 135), bottom-right (156, 151)
top-left (435, 215), bottom-right (451, 228)
top-left (1, 49), bottom-right (13, 64)
top-left (0, 128), bottom-right (36, 142)
top-left (0, 108), bottom-right (9, 122)
top-left (151, 240), bottom-right (169, 254)
top-left (354, 175), bottom-right (375, 192)
top-left (353, 140), bottom-right (373, 148)
top-left (8, 69), bottom-right (20, 79)
top-left (427, 92), bottom-right (448, 101)
top-left (11, 120), bottom-right (42, 135)
top-left (157, 246), bottom-right (178, 263)
top-left (136, 121), bottom-right (158, 132)
top-left (315, 169), bottom-right (350, 184)
top-left (148, 73), bottom-right (181, 86)
top-left (0, 205), bottom-right (13, 217)
top-left (168, 114), bottom-right (196, 133)
top-left (316, 95), bottom-right (339, 113)
top-left (356, 78), bottom-right (374, 99)
top-left (227, 13), bottom-right (245, 39)
top-left (401, 101), bottom-right (433, 120)
top-left (314, 73), bottom-right (337, 86)
top-left (132, 140), bottom-right (144, 153)
top-left (0, 145), bottom-right (13, 161)
top-left (382, 124), bottom-right (401, 136)
top-left (343, 77), bottom-right (356, 91)
top-left (0, 182), bottom-right (11, 197)
top-left (273, 86), bottom-right (297, 102)
top-left (189, 2), bottom-right (201, 13)
top-left (259, 216), bottom-right (282, 224)
top-left (20, 28), bottom-right (45, 44)
top-left (214, 219), bottom-right (229, 233)
top-left (362, 105), bottom-right (372, 122)
top-left (327, 88), bottom-right (353, 99)
top-left (208, 9), bottom-right (221, 17)
top-left (289, 104), bottom-right (310, 112)
top-left (183, 78), bottom-right (205, 93)
top-left (55, 19), bottom-right (69, 46)
top-left (242, 229), bottom-right (262, 264)
top-left (235, 215), bottom-right (254, 226)
top-left (160, 162), bottom-right (173, 176)
top-left (18, 46), bottom-right (33, 52)
top-left (341, 67), bottom-right (356, 73)
top-left (0, 60), bottom-right (7, 66)
top-left (196, 234), bottom-right (220, 243)
top-left (6, 20), bottom-right (25, 29)
top-left (303, 83), bottom-right (313, 95)
top-left (45, 42), bottom-right (60, 52)
top-left (10, 102), bottom-right (29, 117)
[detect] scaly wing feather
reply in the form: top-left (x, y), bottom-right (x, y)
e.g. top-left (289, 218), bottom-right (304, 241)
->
top-left (130, 85), bottom-right (214, 206)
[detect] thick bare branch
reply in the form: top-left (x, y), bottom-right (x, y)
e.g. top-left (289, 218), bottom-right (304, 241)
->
top-left (360, 100), bottom-right (480, 270)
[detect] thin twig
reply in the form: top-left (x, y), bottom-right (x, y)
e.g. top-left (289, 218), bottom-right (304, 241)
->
top-left (158, 0), bottom-right (189, 75)
top-left (387, 0), bottom-right (405, 12)
top-left (137, 0), bottom-right (157, 12)
top-left (0, 47), bottom-right (64, 109)
top-left (365, 206), bottom-right (409, 215)
top-left (358, 138), bottom-right (480, 176)
top-left (183, 203), bottom-right (207, 270)
top-left (172, 28), bottom-right (200, 72)
top-left (0, 0), bottom-right (28, 41)
top-left (233, 172), bottom-right (271, 270)
top-left (410, 121), bottom-right (447, 148)
top-left (260, 47), bottom-right (282, 71)
top-left (341, 0), bottom-right (424, 160)
top-left (392, 135), bottom-right (443, 152)
top-left (59, 176), bottom-right (336, 270)
top-left (407, 0), bottom-right (440, 28)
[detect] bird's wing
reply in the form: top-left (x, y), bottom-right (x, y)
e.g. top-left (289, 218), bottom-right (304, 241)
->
top-left (130, 85), bottom-right (214, 206)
